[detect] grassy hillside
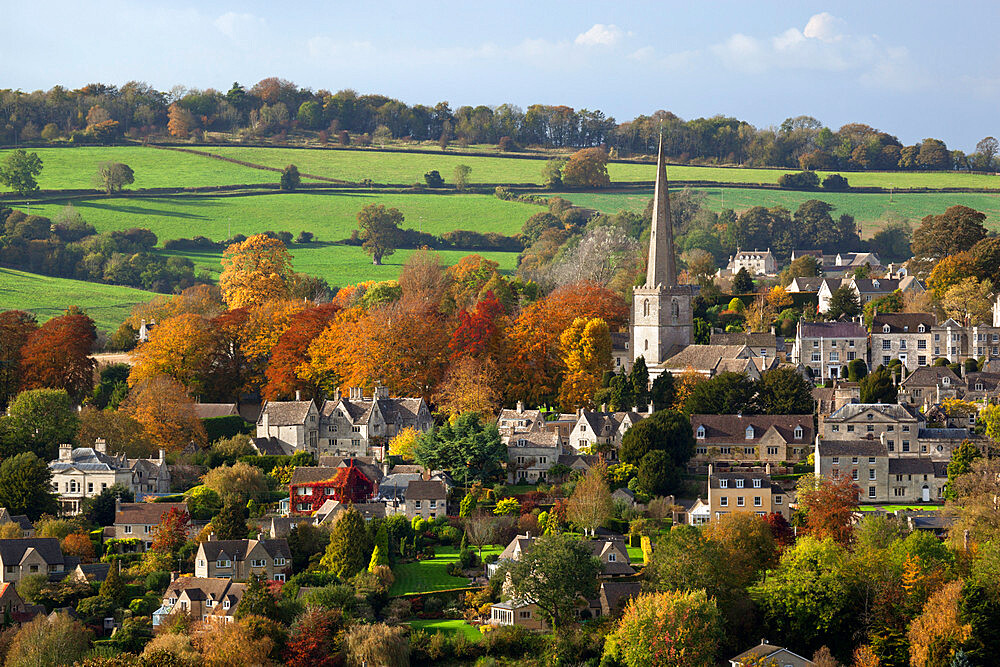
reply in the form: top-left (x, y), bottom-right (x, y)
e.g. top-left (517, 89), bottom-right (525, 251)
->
top-left (0, 146), bottom-right (271, 191)
top-left (0, 267), bottom-right (156, 331)
top-left (27, 191), bottom-right (537, 241)
top-left (558, 188), bottom-right (1000, 234)
top-left (159, 245), bottom-right (519, 287)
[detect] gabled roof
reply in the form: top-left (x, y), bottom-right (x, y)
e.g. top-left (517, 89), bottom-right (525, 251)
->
top-left (692, 414), bottom-right (813, 445)
top-left (658, 344), bottom-right (754, 372)
top-left (825, 403), bottom-right (919, 422)
top-left (258, 400), bottom-right (315, 426)
top-left (577, 410), bottom-right (644, 436)
top-left (709, 332), bottom-right (784, 350)
top-left (900, 365), bottom-right (961, 387)
top-left (193, 403), bottom-right (239, 419)
top-left (406, 480), bottom-right (447, 501)
top-left (0, 539), bottom-right (64, 566)
top-left (853, 278), bottom-right (900, 293)
top-left (787, 276), bottom-right (824, 292)
top-left (731, 641), bottom-right (815, 666)
top-left (115, 502), bottom-right (188, 526)
top-left (197, 539), bottom-right (290, 561)
top-left (872, 312), bottom-right (936, 333)
top-left (816, 440), bottom-right (888, 457)
top-left (290, 466), bottom-right (340, 485)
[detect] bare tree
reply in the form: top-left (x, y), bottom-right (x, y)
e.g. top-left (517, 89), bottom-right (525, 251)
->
top-left (464, 511), bottom-right (496, 559)
top-left (546, 226), bottom-right (640, 289)
top-left (566, 462), bottom-right (614, 536)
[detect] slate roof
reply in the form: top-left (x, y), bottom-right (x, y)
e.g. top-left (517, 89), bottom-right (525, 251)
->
top-left (888, 459), bottom-right (942, 476)
top-left (918, 428), bottom-right (973, 440)
top-left (871, 313), bottom-right (936, 333)
top-left (75, 563), bottom-right (110, 582)
top-left (610, 332), bottom-right (629, 352)
top-left (197, 539), bottom-right (290, 561)
top-left (49, 447), bottom-right (126, 473)
top-left (578, 410), bottom-right (644, 437)
top-left (816, 440), bottom-right (888, 457)
top-left (316, 457), bottom-right (384, 484)
top-left (164, 577), bottom-right (244, 607)
top-left (0, 539), bottom-right (64, 566)
top-left (192, 403), bottom-right (239, 419)
top-left (115, 502), bottom-right (188, 526)
top-left (692, 414), bottom-right (813, 445)
top-left (788, 277), bottom-right (824, 292)
top-left (709, 332), bottom-right (785, 351)
top-left (825, 403), bottom-right (919, 422)
top-left (854, 278), bottom-right (900, 293)
top-left (708, 472), bottom-right (773, 489)
top-left (251, 437), bottom-right (294, 456)
top-left (406, 480), bottom-right (447, 501)
top-left (900, 366), bottom-right (961, 387)
top-left (557, 453), bottom-right (599, 468)
top-left (658, 344), bottom-right (753, 372)
top-left (258, 400), bottom-right (314, 426)
top-left (289, 466), bottom-right (340, 485)
top-left (799, 321), bottom-right (866, 338)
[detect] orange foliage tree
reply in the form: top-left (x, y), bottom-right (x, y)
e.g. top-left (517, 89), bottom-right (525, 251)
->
top-left (263, 303), bottom-right (340, 400)
top-left (449, 291), bottom-right (504, 360)
top-left (795, 474), bottom-right (860, 545)
top-left (433, 357), bottom-right (502, 419)
top-left (558, 317), bottom-right (611, 411)
top-left (444, 254), bottom-right (513, 311)
top-left (127, 285), bottom-right (225, 329)
top-left (123, 375), bottom-right (207, 452)
top-left (61, 532), bottom-right (95, 561)
top-left (219, 234), bottom-right (293, 309)
top-left (128, 313), bottom-right (215, 395)
top-left (19, 311), bottom-right (96, 400)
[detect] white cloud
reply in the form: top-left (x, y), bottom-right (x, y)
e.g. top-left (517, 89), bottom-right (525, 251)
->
top-left (575, 24), bottom-right (625, 47)
top-left (803, 12), bottom-right (847, 42)
top-left (214, 12), bottom-right (266, 41)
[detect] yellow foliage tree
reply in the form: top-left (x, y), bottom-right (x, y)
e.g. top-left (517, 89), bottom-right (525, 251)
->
top-left (672, 367), bottom-right (704, 410)
top-left (433, 356), bottom-right (502, 419)
top-left (942, 277), bottom-right (994, 326)
top-left (907, 580), bottom-right (971, 666)
top-left (219, 234), bottom-right (294, 310)
top-left (388, 427), bottom-right (419, 460)
top-left (928, 251), bottom-right (977, 299)
top-left (123, 375), bottom-right (206, 452)
top-left (558, 317), bottom-right (610, 411)
top-left (128, 313), bottom-right (215, 393)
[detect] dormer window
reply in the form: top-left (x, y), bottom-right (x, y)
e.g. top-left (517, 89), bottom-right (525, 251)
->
top-left (736, 479), bottom-right (745, 488)
top-left (696, 426), bottom-right (706, 439)
top-left (976, 383), bottom-right (984, 391)
top-left (883, 324), bottom-right (890, 333)
top-left (719, 479), bottom-right (728, 489)
top-left (223, 600), bottom-right (230, 610)
top-left (745, 426), bottom-right (755, 440)
top-left (943, 377), bottom-right (950, 385)
top-left (793, 426), bottom-right (803, 440)
top-left (873, 279), bottom-right (880, 288)
top-left (918, 324), bottom-right (925, 333)
top-left (903, 326), bottom-right (909, 332)
top-left (753, 478), bottom-right (762, 488)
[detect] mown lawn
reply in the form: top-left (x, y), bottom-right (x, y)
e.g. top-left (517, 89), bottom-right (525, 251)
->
top-left (389, 545), bottom-right (503, 597)
top-left (0, 146), bottom-right (268, 191)
top-left (407, 618), bottom-right (483, 640)
top-left (558, 188), bottom-right (1000, 232)
top-left (26, 190), bottom-right (537, 241)
top-left (0, 267), bottom-right (156, 331)
top-left (859, 505), bottom-right (943, 512)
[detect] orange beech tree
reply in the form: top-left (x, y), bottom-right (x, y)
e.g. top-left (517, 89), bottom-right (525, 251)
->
top-left (128, 312), bottom-right (215, 395)
top-left (263, 303), bottom-right (340, 400)
top-left (219, 234), bottom-right (294, 309)
top-left (448, 291), bottom-right (505, 360)
top-left (123, 375), bottom-right (207, 452)
top-left (795, 474), bottom-right (861, 546)
top-left (19, 310), bottom-right (96, 400)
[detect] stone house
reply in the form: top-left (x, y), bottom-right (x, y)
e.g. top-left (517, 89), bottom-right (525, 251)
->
top-left (816, 278), bottom-right (844, 313)
top-left (691, 414), bottom-right (813, 464)
top-left (488, 534), bottom-right (633, 579)
top-left (932, 318), bottom-right (970, 363)
top-left (0, 539), bottom-right (68, 584)
top-left (821, 403), bottom-right (922, 454)
top-left (404, 480), bottom-right (448, 520)
top-left (870, 313), bottom-right (936, 371)
top-left (114, 502), bottom-right (189, 551)
top-left (898, 366), bottom-right (963, 405)
top-left (507, 425), bottom-right (562, 484)
top-left (812, 381), bottom-right (860, 417)
top-left (792, 321), bottom-right (867, 380)
top-left (610, 332), bottom-right (633, 373)
top-left (722, 249), bottom-right (778, 276)
top-left (657, 344), bottom-right (767, 380)
top-left (709, 332), bottom-right (787, 364)
top-left (157, 577), bottom-right (245, 626)
top-left (567, 409), bottom-right (646, 458)
top-left (256, 399), bottom-right (320, 455)
top-left (194, 539), bottom-right (291, 582)
top-left (320, 387), bottom-right (433, 459)
top-left (289, 465), bottom-right (377, 516)
top-left (0, 510), bottom-right (32, 538)
top-left (814, 439), bottom-right (947, 503)
top-left (730, 641), bottom-right (816, 667)
top-left (49, 440), bottom-right (170, 515)
top-left (706, 465), bottom-right (789, 523)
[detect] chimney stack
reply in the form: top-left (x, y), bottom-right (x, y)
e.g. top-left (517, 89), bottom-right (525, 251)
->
top-left (516, 400), bottom-right (525, 414)
top-left (59, 443), bottom-right (72, 461)
top-left (94, 438), bottom-right (107, 453)
top-left (159, 449), bottom-right (165, 462)
top-left (295, 390), bottom-right (301, 401)
top-left (648, 402), bottom-right (654, 413)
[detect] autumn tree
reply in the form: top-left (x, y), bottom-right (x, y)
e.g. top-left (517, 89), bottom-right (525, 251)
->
top-left (433, 356), bottom-right (502, 419)
top-left (942, 277), bottom-right (994, 325)
top-left (202, 461), bottom-right (269, 505)
top-left (196, 618), bottom-right (274, 666)
top-left (345, 623), bottom-right (409, 667)
top-left (0, 310), bottom-right (37, 410)
top-left (562, 147), bottom-right (611, 188)
top-left (558, 316), bottom-right (611, 411)
top-left (61, 531), bottom-right (95, 561)
top-left (167, 103), bottom-right (195, 138)
top-left (928, 251), bottom-right (977, 299)
top-left (76, 407), bottom-right (156, 458)
top-left (128, 313), bottom-right (215, 393)
top-left (911, 206), bottom-right (988, 259)
top-left (947, 457), bottom-right (1000, 545)
top-left (150, 507), bottom-right (191, 554)
top-left (566, 462), bottom-right (614, 536)
top-left (285, 606), bottom-right (346, 667)
top-left (602, 590), bottom-right (722, 667)
top-left (263, 303), bottom-right (339, 400)
top-left (796, 474), bottom-right (860, 545)
top-left (357, 203), bottom-right (403, 265)
top-left (907, 580), bottom-right (971, 666)
top-left (448, 291), bottom-right (504, 360)
top-left (19, 310), bottom-right (96, 400)
top-left (122, 375), bottom-right (207, 452)
top-left (219, 234), bottom-right (294, 309)
top-left (4, 611), bottom-right (91, 667)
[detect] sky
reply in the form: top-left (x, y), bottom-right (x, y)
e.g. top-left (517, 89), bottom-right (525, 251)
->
top-left (4, 1), bottom-right (999, 151)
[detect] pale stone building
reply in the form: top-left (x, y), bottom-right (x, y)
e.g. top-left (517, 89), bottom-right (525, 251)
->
top-left (792, 321), bottom-right (867, 379)
top-left (49, 440), bottom-right (170, 515)
top-left (870, 313), bottom-right (935, 371)
top-left (194, 539), bottom-right (291, 582)
top-left (706, 465), bottom-right (789, 522)
top-left (691, 414), bottom-right (813, 464)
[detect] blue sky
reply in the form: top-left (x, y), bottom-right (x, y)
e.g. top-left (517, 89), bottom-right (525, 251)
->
top-left (4, 1), bottom-right (999, 150)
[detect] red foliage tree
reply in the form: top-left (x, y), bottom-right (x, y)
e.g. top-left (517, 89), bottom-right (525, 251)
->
top-left (448, 291), bottom-right (504, 360)
top-left (764, 512), bottom-right (795, 551)
top-left (19, 311), bottom-right (96, 400)
top-left (796, 475), bottom-right (860, 546)
top-left (263, 303), bottom-right (339, 400)
top-left (285, 607), bottom-right (346, 667)
top-left (0, 310), bottom-right (38, 410)
top-left (150, 507), bottom-right (191, 554)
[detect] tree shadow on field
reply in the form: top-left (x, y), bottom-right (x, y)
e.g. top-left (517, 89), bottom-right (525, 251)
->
top-left (74, 198), bottom-right (217, 219)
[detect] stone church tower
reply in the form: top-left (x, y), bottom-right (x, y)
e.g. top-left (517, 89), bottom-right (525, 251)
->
top-left (631, 136), bottom-right (698, 365)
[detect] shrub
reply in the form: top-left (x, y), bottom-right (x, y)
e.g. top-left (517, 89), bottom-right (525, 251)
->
top-left (424, 170), bottom-right (445, 188)
top-left (822, 173), bottom-right (849, 190)
top-left (777, 170), bottom-right (820, 189)
top-left (296, 231), bottom-right (314, 244)
top-left (481, 624), bottom-right (542, 659)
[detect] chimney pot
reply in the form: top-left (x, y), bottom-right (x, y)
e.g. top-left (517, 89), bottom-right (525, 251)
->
top-left (516, 400), bottom-right (524, 414)
top-left (295, 390), bottom-right (302, 401)
top-left (94, 438), bottom-right (107, 453)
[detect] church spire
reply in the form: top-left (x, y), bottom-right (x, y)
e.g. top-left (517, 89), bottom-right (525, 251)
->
top-left (645, 134), bottom-right (678, 287)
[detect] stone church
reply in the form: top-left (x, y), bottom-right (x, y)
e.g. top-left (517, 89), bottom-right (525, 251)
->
top-left (631, 137), bottom-right (698, 373)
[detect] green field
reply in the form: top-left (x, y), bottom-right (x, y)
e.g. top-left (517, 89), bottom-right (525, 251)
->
top-left (389, 545), bottom-right (502, 597)
top-left (558, 188), bottom-right (1000, 233)
top-left (0, 146), bottom-right (274, 191)
top-left (0, 267), bottom-right (155, 331)
top-left (407, 619), bottom-right (483, 640)
top-left (27, 191), bottom-right (536, 241)
top-left (159, 245), bottom-right (518, 287)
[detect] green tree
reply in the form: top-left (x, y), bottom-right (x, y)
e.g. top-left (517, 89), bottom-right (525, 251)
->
top-left (756, 367), bottom-right (815, 415)
top-left (650, 372), bottom-right (676, 411)
top-left (369, 523), bottom-right (390, 569)
top-left (846, 358), bottom-right (869, 382)
top-left (99, 563), bottom-right (127, 608)
top-left (859, 366), bottom-right (898, 404)
top-left (95, 161), bottom-right (134, 194)
top-left (602, 590), bottom-right (721, 667)
top-left (5, 389), bottom-right (79, 460)
top-left (503, 534), bottom-right (601, 630)
top-left (945, 441), bottom-right (982, 500)
top-left (912, 206), bottom-right (988, 259)
top-left (321, 508), bottom-right (371, 579)
top-left (542, 158), bottom-right (565, 189)
top-left (0, 452), bottom-right (58, 520)
top-left (413, 413), bottom-right (506, 484)
top-left (81, 483), bottom-right (133, 527)
top-left (520, 211), bottom-right (562, 244)
top-left (280, 164), bottom-right (301, 191)
top-left (636, 450), bottom-right (680, 496)
top-left (212, 497), bottom-right (248, 540)
top-left (0, 149), bottom-right (43, 196)
top-left (620, 409), bottom-right (695, 467)
top-left (424, 170), bottom-right (444, 188)
top-left (732, 267), bottom-right (754, 293)
top-left (356, 203), bottom-right (403, 265)
top-left (683, 371), bottom-right (758, 415)
top-left (629, 357), bottom-right (650, 407)
top-left (826, 285), bottom-right (862, 319)
top-left (452, 164), bottom-right (471, 191)
top-left (235, 574), bottom-right (279, 620)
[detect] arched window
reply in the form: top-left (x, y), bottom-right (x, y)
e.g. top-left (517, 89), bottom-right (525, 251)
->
top-left (644, 340), bottom-right (649, 351)
top-left (643, 299), bottom-right (650, 317)
top-left (696, 426), bottom-right (706, 439)
top-left (793, 425), bottom-right (803, 440)
top-left (745, 426), bottom-right (754, 440)
top-left (671, 299), bottom-right (679, 322)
